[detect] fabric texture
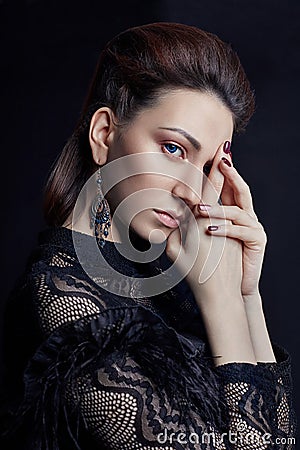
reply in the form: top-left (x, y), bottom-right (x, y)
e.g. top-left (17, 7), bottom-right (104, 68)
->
top-left (0, 226), bottom-right (296, 449)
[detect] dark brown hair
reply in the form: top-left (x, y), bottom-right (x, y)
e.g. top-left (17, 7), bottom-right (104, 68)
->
top-left (43, 22), bottom-right (255, 227)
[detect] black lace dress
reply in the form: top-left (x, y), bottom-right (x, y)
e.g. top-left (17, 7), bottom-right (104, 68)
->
top-left (0, 226), bottom-right (296, 449)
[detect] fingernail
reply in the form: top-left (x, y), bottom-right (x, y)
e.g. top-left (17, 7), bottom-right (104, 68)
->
top-left (223, 141), bottom-right (231, 154)
top-left (221, 157), bottom-right (232, 167)
top-left (208, 225), bottom-right (219, 231)
top-left (198, 204), bottom-right (211, 211)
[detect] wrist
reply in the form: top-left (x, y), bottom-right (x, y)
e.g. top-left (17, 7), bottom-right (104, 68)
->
top-left (242, 291), bottom-right (276, 363)
top-left (243, 291), bottom-right (263, 311)
top-left (198, 294), bottom-right (246, 325)
top-left (193, 289), bottom-right (245, 312)
top-left (200, 299), bottom-right (256, 365)
top-left (242, 288), bottom-right (261, 302)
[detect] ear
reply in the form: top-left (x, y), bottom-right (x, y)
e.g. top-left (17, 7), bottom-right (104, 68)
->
top-left (89, 107), bottom-right (116, 165)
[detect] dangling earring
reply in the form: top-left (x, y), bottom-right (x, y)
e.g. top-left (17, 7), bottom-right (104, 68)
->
top-left (90, 166), bottom-right (111, 248)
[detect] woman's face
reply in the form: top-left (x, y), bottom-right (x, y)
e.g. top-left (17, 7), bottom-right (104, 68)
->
top-left (103, 89), bottom-right (233, 243)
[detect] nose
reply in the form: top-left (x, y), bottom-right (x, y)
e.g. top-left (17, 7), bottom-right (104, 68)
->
top-left (172, 182), bottom-right (200, 209)
top-left (171, 165), bottom-right (202, 208)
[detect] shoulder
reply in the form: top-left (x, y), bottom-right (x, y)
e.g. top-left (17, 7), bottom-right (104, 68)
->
top-left (19, 227), bottom-right (132, 335)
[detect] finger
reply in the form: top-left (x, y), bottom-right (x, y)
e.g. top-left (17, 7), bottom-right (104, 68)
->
top-left (218, 158), bottom-right (257, 218)
top-left (206, 222), bottom-right (267, 248)
top-left (201, 142), bottom-right (225, 206)
top-left (167, 207), bottom-right (194, 254)
top-left (220, 176), bottom-right (235, 206)
top-left (198, 204), bottom-right (259, 227)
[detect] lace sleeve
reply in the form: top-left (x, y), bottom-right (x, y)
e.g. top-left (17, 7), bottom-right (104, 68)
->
top-left (215, 346), bottom-right (296, 449)
top-left (12, 254), bottom-right (296, 450)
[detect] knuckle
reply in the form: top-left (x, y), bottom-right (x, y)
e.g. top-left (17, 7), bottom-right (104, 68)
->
top-left (238, 226), bottom-right (246, 239)
top-left (256, 224), bottom-right (267, 244)
top-left (232, 205), bottom-right (241, 216)
top-left (241, 183), bottom-right (251, 194)
top-left (261, 229), bottom-right (268, 244)
top-left (247, 210), bottom-right (258, 221)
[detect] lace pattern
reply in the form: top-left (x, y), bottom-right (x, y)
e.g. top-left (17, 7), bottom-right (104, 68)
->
top-left (1, 227), bottom-right (296, 450)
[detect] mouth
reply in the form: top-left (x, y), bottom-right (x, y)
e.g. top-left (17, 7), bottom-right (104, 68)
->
top-left (153, 209), bottom-right (182, 229)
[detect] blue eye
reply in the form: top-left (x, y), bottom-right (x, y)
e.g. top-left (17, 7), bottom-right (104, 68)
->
top-left (163, 143), bottom-right (184, 157)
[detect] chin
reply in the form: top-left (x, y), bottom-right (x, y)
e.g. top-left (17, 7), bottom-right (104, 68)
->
top-left (148, 228), bottom-right (168, 244)
top-left (131, 222), bottom-right (168, 245)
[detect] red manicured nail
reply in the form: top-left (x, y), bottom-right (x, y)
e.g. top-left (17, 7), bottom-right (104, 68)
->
top-left (221, 157), bottom-right (232, 167)
top-left (223, 141), bottom-right (231, 154)
top-left (208, 225), bottom-right (219, 231)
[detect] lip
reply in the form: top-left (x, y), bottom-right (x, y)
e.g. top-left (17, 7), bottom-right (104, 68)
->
top-left (153, 209), bottom-right (182, 228)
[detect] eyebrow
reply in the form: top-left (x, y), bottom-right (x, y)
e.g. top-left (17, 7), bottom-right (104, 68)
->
top-left (158, 127), bottom-right (201, 151)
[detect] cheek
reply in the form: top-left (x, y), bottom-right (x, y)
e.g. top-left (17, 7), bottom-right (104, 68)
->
top-left (108, 175), bottom-right (173, 221)
top-left (105, 175), bottom-right (154, 212)
top-left (119, 174), bottom-right (170, 195)
top-left (112, 132), bottom-right (153, 158)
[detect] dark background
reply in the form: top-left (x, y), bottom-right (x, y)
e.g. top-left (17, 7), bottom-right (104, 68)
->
top-left (1, 0), bottom-right (299, 429)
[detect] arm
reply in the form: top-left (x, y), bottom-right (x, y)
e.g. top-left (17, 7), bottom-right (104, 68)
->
top-left (196, 154), bottom-right (295, 445)
top-left (166, 144), bottom-right (275, 366)
top-left (197, 151), bottom-right (277, 363)
top-left (165, 145), bottom-right (296, 447)
top-left (191, 289), bottom-right (295, 449)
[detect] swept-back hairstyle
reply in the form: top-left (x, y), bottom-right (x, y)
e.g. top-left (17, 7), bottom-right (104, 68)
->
top-left (44, 22), bottom-right (255, 227)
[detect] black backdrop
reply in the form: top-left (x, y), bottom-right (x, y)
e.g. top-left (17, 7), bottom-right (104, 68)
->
top-left (1, 0), bottom-right (299, 430)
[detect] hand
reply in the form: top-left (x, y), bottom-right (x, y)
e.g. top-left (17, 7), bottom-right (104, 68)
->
top-left (166, 143), bottom-right (244, 302)
top-left (198, 151), bottom-right (267, 297)
top-left (166, 143), bottom-right (261, 365)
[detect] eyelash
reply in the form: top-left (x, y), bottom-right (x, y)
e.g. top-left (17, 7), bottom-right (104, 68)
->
top-left (162, 142), bottom-right (212, 174)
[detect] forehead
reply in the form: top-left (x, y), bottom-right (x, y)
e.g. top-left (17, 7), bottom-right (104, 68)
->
top-left (135, 88), bottom-right (234, 146)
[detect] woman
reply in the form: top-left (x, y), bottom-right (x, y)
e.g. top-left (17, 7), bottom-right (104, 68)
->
top-left (0, 22), bottom-right (296, 449)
